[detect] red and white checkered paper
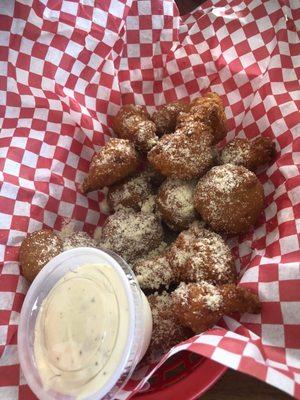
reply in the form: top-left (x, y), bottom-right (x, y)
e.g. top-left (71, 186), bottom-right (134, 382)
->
top-left (0, 0), bottom-right (300, 398)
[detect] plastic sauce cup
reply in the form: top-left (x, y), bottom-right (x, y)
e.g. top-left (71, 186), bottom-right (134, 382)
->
top-left (18, 247), bottom-right (152, 400)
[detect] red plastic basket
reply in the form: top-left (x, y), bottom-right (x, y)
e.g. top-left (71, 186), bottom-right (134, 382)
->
top-left (132, 352), bottom-right (226, 400)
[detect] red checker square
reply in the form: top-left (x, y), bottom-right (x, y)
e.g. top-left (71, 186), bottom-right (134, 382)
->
top-left (140, 43), bottom-right (153, 58)
top-left (261, 302), bottom-right (283, 324)
top-left (19, 109), bottom-right (35, 119)
top-left (16, 52), bottom-right (31, 70)
top-left (14, 1), bottom-right (30, 19)
top-left (65, 74), bottom-right (78, 89)
top-left (31, 119), bottom-right (47, 131)
top-left (26, 138), bottom-right (42, 153)
top-left (19, 385), bottom-right (37, 400)
top-left (28, 72), bottom-right (42, 88)
top-left (61, 187), bottom-right (77, 204)
top-left (10, 216), bottom-right (30, 232)
top-left (0, 15), bottom-right (12, 31)
top-left (70, 30), bottom-right (88, 46)
top-left (279, 281), bottom-right (300, 302)
top-left (0, 46), bottom-right (9, 61)
top-left (2, 118), bottom-right (18, 129)
top-left (35, 96), bottom-right (49, 109)
top-left (5, 245), bottom-right (19, 262)
top-left (23, 21), bottom-right (40, 41)
top-left (294, 203), bottom-right (300, 219)
top-left (42, 61), bottom-right (57, 80)
top-left (63, 165), bottom-right (77, 181)
top-left (0, 197), bottom-right (15, 215)
top-left (0, 137), bottom-right (12, 148)
top-left (59, 53), bottom-right (75, 70)
top-left (185, 80), bottom-right (200, 95)
top-left (48, 110), bottom-right (63, 124)
top-left (6, 92), bottom-right (21, 107)
top-left (73, 93), bottom-right (85, 107)
top-left (77, 48), bottom-right (92, 65)
top-left (36, 157), bottom-right (52, 169)
top-left (231, 100), bottom-right (244, 116)
top-left (50, 35), bottom-right (69, 52)
top-left (267, 107), bottom-right (283, 124)
top-left (19, 165), bottom-right (35, 180)
top-left (0, 310), bottom-right (10, 325)
top-left (80, 114), bottom-right (93, 130)
top-left (139, 15), bottom-right (152, 30)
top-left (0, 365), bottom-right (20, 386)
top-left (220, 36), bottom-right (234, 52)
top-left (0, 275), bottom-right (18, 292)
top-left (45, 197), bottom-right (60, 214)
top-left (188, 343), bottom-right (217, 358)
top-left (258, 264), bottom-right (279, 282)
top-left (96, 99), bottom-right (109, 114)
top-left (7, 147), bottom-right (24, 163)
top-left (239, 357), bottom-right (268, 381)
top-left (7, 324), bottom-right (18, 344)
top-left (235, 40), bottom-right (252, 57)
top-left (245, 324), bottom-right (261, 337)
top-left (265, 241), bottom-right (281, 258)
top-left (218, 337), bottom-right (247, 354)
top-left (42, 20), bottom-right (58, 35)
top-left (0, 230), bottom-right (9, 247)
top-left (143, 93), bottom-right (155, 105)
top-left (127, 30), bottom-right (139, 44)
top-left (32, 42), bottom-right (48, 59)
top-left (264, 345), bottom-right (287, 364)
top-left (284, 325), bottom-right (300, 349)
top-left (278, 221), bottom-right (297, 237)
top-left (72, 205), bottom-right (89, 222)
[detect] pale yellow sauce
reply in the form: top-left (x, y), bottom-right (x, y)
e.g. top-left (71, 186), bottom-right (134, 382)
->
top-left (34, 263), bottom-right (130, 399)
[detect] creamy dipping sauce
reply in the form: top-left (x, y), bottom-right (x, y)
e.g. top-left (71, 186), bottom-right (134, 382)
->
top-left (34, 263), bottom-right (130, 399)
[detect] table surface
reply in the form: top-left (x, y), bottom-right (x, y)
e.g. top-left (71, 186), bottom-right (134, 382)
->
top-left (201, 369), bottom-right (292, 400)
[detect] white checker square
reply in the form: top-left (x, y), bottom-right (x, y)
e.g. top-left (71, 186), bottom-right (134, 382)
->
top-left (248, 35), bottom-right (265, 51)
top-left (9, 311), bottom-right (19, 326)
top-left (280, 235), bottom-right (299, 255)
top-left (43, 210), bottom-right (57, 228)
top-left (1, 182), bottom-right (19, 200)
top-left (19, 37), bottom-right (34, 55)
top-left (127, 44), bottom-right (141, 58)
top-left (13, 200), bottom-right (30, 216)
top-left (93, 8), bottom-right (108, 26)
top-left (0, 325), bottom-right (8, 345)
top-left (1, 262), bottom-right (20, 275)
top-left (139, 30), bottom-right (153, 44)
top-left (243, 342), bottom-right (264, 362)
top-left (40, 142), bottom-right (55, 159)
top-left (45, 46), bottom-right (64, 65)
top-left (76, 17), bottom-right (92, 32)
top-left (4, 159), bottom-right (20, 177)
top-left (151, 15), bottom-right (163, 30)
top-left (22, 150), bottom-right (38, 168)
top-left (0, 31), bottom-right (9, 46)
top-left (163, 1), bottom-right (174, 15)
top-left (277, 207), bottom-right (294, 224)
top-left (281, 302), bottom-right (300, 324)
top-left (65, 41), bottom-right (83, 58)
top-left (286, 349), bottom-right (300, 368)
top-left (0, 345), bottom-right (18, 366)
top-left (137, 1), bottom-right (151, 15)
top-left (0, 387), bottom-right (18, 400)
top-left (85, 209), bottom-right (100, 225)
top-left (58, 201), bottom-right (75, 218)
top-left (262, 324), bottom-right (285, 347)
top-left (16, 276), bottom-right (29, 295)
top-left (258, 281), bottom-right (279, 302)
top-left (212, 347), bottom-right (241, 369)
top-left (0, 292), bottom-right (14, 310)
top-left (242, 266), bottom-right (259, 283)
top-left (61, 0), bottom-right (78, 15)
top-left (278, 262), bottom-right (300, 281)
top-left (66, 152), bottom-right (79, 168)
top-left (266, 368), bottom-right (294, 395)
top-left (0, 212), bottom-right (12, 229)
top-left (30, 56), bottom-right (45, 75)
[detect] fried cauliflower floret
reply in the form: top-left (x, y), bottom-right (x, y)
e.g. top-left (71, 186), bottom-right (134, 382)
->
top-left (98, 208), bottom-right (164, 262)
top-left (156, 179), bottom-right (197, 231)
top-left (113, 104), bottom-right (158, 152)
top-left (82, 138), bottom-right (140, 192)
top-left (148, 123), bottom-right (214, 180)
top-left (19, 230), bottom-right (63, 282)
top-left (194, 164), bottom-right (264, 235)
top-left (172, 282), bottom-right (261, 333)
top-left (152, 101), bottom-right (189, 136)
top-left (166, 222), bottom-right (236, 285)
top-left (220, 137), bottom-right (275, 171)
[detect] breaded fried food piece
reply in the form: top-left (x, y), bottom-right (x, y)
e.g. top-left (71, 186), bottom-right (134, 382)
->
top-left (133, 244), bottom-right (176, 290)
top-left (148, 123), bottom-right (214, 180)
top-left (19, 230), bottom-right (63, 282)
top-left (147, 292), bottom-right (193, 357)
top-left (177, 92), bottom-right (227, 144)
top-left (156, 179), bottom-right (197, 231)
top-left (220, 137), bottom-right (275, 171)
top-left (194, 164), bottom-right (264, 235)
top-left (172, 282), bottom-right (261, 333)
top-left (152, 101), bottom-right (189, 136)
top-left (82, 138), bottom-right (140, 193)
top-left (108, 172), bottom-right (153, 212)
top-left (113, 104), bottom-right (158, 152)
top-left (98, 208), bottom-right (164, 262)
top-left (167, 222), bottom-right (236, 285)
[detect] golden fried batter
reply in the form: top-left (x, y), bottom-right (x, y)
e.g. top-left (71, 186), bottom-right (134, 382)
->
top-left (194, 164), bottom-right (264, 235)
top-left (82, 138), bottom-right (140, 193)
top-left (220, 137), bottom-right (275, 171)
top-left (19, 230), bottom-right (63, 282)
top-left (98, 208), bottom-right (164, 262)
top-left (148, 123), bottom-right (214, 180)
top-left (156, 179), bottom-right (197, 231)
top-left (107, 172), bottom-right (153, 212)
top-left (177, 92), bottom-right (227, 144)
top-left (147, 292), bottom-right (193, 358)
top-left (152, 101), bottom-right (189, 136)
top-left (113, 104), bottom-right (158, 152)
top-left (167, 222), bottom-right (236, 285)
top-left (172, 282), bottom-right (261, 333)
